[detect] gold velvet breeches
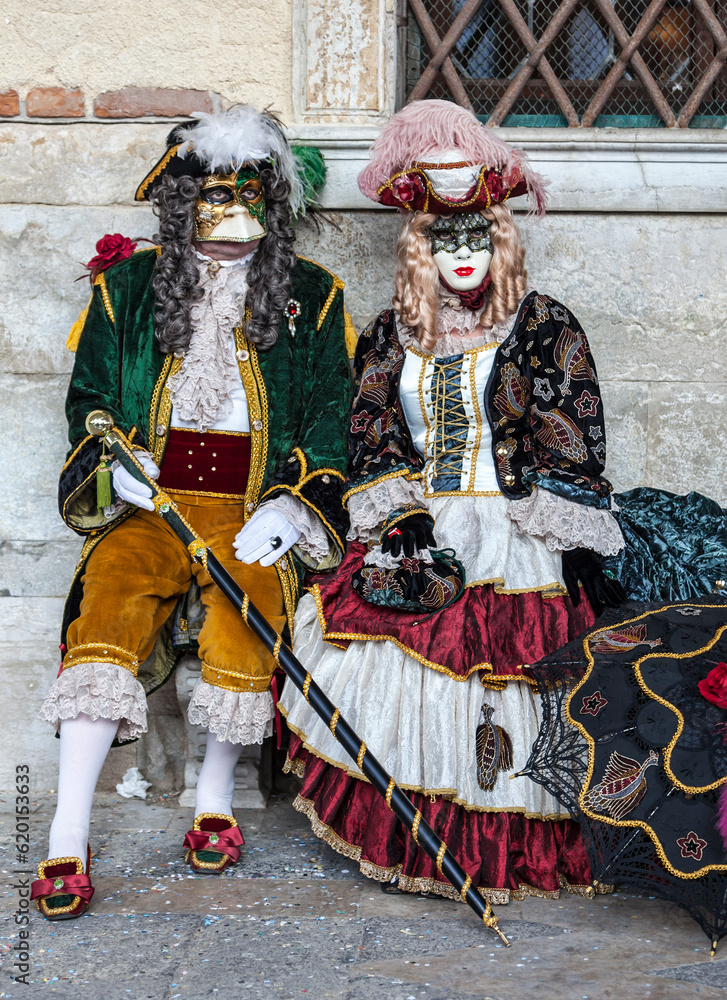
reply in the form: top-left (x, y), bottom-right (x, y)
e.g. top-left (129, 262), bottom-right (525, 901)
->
top-left (63, 493), bottom-right (285, 693)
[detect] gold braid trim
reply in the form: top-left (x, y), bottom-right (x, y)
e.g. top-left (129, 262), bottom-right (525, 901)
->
top-left (95, 273), bottom-right (115, 324)
top-left (385, 778), bottom-right (395, 810)
top-left (436, 841), bottom-right (447, 872)
top-left (273, 636), bottom-right (283, 664)
top-left (135, 144), bottom-right (182, 201)
top-left (241, 594), bottom-right (250, 625)
top-left (302, 673), bottom-right (312, 702)
top-left (357, 742), bottom-right (367, 771)
top-left (329, 708), bottom-right (340, 737)
top-left (411, 810), bottom-right (422, 843)
top-left (460, 875), bottom-right (472, 901)
top-left (292, 793), bottom-right (607, 904)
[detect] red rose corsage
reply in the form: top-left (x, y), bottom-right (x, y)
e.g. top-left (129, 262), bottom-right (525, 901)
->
top-left (84, 233), bottom-right (137, 282)
top-left (698, 662), bottom-right (727, 711)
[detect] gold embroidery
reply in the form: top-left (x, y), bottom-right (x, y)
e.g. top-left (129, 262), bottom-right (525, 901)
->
top-left (566, 605), bottom-right (727, 879)
top-left (236, 322), bottom-right (268, 523)
top-left (148, 355), bottom-right (175, 467)
top-left (158, 487), bottom-right (246, 500)
top-left (64, 642), bottom-right (139, 676)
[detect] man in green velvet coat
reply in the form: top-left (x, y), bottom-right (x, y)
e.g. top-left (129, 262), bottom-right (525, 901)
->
top-left (32, 106), bottom-right (352, 917)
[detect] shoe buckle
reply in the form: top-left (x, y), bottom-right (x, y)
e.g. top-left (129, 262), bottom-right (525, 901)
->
top-left (53, 877), bottom-right (64, 890)
top-left (208, 833), bottom-right (220, 845)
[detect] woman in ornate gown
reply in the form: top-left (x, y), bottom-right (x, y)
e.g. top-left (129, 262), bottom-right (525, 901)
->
top-left (278, 100), bottom-right (724, 903)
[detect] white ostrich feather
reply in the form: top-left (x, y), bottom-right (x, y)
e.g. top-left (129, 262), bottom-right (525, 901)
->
top-left (175, 106), bottom-right (304, 215)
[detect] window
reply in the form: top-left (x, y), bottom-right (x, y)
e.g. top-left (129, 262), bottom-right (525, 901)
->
top-left (402, 0), bottom-right (727, 126)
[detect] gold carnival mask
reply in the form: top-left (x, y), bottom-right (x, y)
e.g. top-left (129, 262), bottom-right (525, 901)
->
top-left (194, 165), bottom-right (267, 243)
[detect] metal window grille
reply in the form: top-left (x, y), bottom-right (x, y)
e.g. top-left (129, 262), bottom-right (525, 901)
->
top-left (401, 0), bottom-right (727, 126)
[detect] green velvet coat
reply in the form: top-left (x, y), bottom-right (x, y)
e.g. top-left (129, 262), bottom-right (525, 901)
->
top-left (59, 247), bottom-right (352, 695)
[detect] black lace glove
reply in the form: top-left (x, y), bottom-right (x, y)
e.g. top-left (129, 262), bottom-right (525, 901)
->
top-left (562, 547), bottom-right (626, 617)
top-left (380, 509), bottom-right (436, 559)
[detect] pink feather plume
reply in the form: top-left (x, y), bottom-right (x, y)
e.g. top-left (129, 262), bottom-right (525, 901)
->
top-left (358, 99), bottom-right (548, 217)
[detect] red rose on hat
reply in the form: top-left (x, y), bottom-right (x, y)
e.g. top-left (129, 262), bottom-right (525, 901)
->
top-left (85, 233), bottom-right (137, 281)
top-left (698, 662), bottom-right (727, 710)
top-left (392, 173), bottom-right (424, 204)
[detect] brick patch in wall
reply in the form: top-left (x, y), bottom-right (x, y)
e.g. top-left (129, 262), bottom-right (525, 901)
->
top-left (0, 90), bottom-right (20, 116)
top-left (94, 87), bottom-right (214, 118)
top-left (27, 87), bottom-right (85, 117)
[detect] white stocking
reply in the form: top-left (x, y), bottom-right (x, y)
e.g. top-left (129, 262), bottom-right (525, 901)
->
top-left (47, 713), bottom-right (120, 864)
top-left (194, 732), bottom-right (243, 818)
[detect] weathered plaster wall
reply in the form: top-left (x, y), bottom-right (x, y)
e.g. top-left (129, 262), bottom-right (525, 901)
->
top-left (1, 0), bottom-right (295, 120)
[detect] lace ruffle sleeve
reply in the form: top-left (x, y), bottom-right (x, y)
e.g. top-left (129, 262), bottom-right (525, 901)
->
top-left (508, 486), bottom-right (625, 556)
top-left (347, 476), bottom-right (428, 542)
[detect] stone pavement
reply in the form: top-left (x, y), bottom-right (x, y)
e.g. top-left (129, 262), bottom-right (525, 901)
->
top-left (1, 791), bottom-right (725, 1000)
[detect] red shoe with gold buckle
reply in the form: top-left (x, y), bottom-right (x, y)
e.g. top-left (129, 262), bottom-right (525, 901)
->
top-left (31, 846), bottom-right (94, 920)
top-left (183, 813), bottom-right (244, 873)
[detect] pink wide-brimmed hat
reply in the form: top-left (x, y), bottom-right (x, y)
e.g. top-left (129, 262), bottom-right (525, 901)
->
top-left (358, 100), bottom-right (548, 217)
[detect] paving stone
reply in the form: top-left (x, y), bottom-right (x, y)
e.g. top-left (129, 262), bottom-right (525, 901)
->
top-left (1, 795), bottom-right (723, 999)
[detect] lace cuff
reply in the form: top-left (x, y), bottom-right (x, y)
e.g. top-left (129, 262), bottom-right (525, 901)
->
top-left (347, 477), bottom-right (428, 542)
top-left (37, 662), bottom-right (148, 742)
top-left (187, 679), bottom-right (274, 745)
top-left (261, 494), bottom-right (332, 565)
top-left (507, 487), bottom-right (626, 556)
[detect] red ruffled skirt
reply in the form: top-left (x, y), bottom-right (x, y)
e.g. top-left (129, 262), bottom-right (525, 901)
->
top-left (286, 737), bottom-right (594, 903)
top-left (283, 552), bottom-right (600, 902)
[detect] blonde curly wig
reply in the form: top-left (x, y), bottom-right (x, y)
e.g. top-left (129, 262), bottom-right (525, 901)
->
top-left (393, 203), bottom-right (528, 351)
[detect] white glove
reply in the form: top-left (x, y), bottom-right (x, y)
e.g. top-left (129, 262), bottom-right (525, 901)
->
top-left (112, 453), bottom-right (160, 512)
top-left (233, 508), bottom-right (301, 568)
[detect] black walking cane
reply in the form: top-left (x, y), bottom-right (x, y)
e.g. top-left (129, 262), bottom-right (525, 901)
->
top-left (86, 410), bottom-right (510, 946)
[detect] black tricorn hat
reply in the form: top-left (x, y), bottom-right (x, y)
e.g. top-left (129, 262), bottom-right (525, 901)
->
top-left (135, 122), bottom-right (215, 202)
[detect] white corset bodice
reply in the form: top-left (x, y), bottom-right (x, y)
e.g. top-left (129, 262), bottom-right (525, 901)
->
top-left (399, 344), bottom-right (501, 498)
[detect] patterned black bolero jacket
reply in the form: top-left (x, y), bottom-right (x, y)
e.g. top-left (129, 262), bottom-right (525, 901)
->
top-left (343, 290), bottom-right (615, 513)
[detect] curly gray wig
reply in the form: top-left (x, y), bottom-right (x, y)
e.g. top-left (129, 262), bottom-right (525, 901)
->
top-left (150, 168), bottom-right (296, 355)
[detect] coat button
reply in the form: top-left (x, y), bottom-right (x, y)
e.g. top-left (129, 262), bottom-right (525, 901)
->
top-left (287, 456), bottom-right (296, 464)
top-left (236, 349), bottom-right (250, 362)
top-left (495, 444), bottom-right (508, 457)
top-left (252, 419), bottom-right (263, 431)
top-left (246, 502), bottom-right (255, 513)
top-left (321, 474), bottom-right (330, 483)
top-left (503, 474), bottom-right (515, 485)
top-left (280, 559), bottom-right (288, 571)
top-left (715, 580), bottom-right (726, 590)
top-left (156, 424), bottom-right (166, 437)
